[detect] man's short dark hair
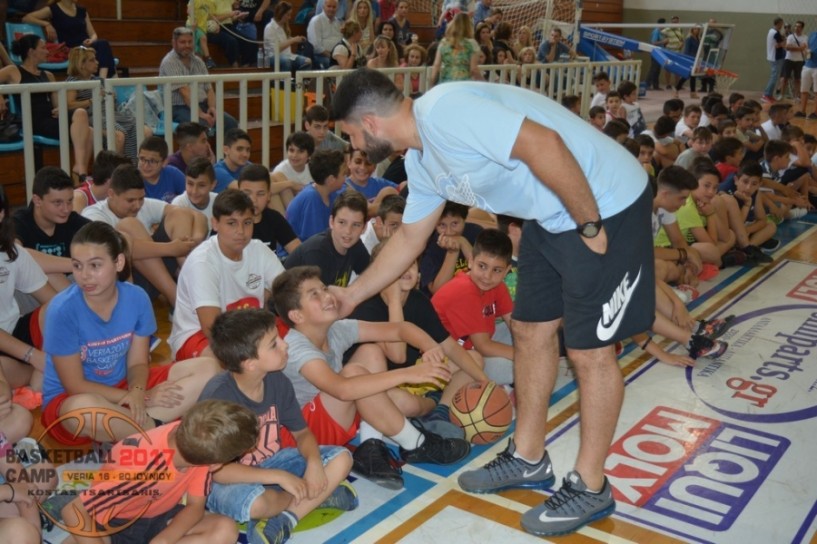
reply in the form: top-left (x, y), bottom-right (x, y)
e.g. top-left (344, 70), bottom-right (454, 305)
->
top-left (286, 131), bottom-right (316, 155)
top-left (272, 265), bottom-right (323, 327)
top-left (657, 165), bottom-right (698, 192)
top-left (331, 189), bottom-right (367, 219)
top-left (472, 228), bottom-right (512, 264)
top-left (238, 164), bottom-right (272, 186)
top-left (224, 127), bottom-right (251, 148)
top-left (309, 149), bottom-right (345, 185)
top-left (110, 164), bottom-right (146, 193)
top-left (332, 68), bottom-right (404, 123)
top-left (32, 166), bottom-right (74, 198)
top-left (186, 157), bottom-right (215, 181)
top-left (139, 135), bottom-right (170, 159)
top-left (441, 201), bottom-right (469, 219)
top-left (213, 188), bottom-right (254, 219)
top-left (210, 309), bottom-right (278, 373)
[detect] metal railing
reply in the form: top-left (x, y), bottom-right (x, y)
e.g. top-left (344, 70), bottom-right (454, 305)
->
top-left (2, 58), bottom-right (639, 202)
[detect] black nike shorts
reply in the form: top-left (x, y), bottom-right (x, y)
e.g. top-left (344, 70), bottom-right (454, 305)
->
top-left (512, 185), bottom-right (655, 350)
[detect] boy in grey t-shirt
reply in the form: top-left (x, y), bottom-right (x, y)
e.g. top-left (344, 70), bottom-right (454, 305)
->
top-left (273, 265), bottom-right (470, 490)
top-left (200, 309), bottom-right (356, 544)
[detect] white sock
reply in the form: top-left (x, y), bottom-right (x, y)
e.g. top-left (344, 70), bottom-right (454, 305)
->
top-left (358, 421), bottom-right (383, 443)
top-left (389, 419), bottom-right (425, 451)
top-left (512, 441), bottom-right (544, 465)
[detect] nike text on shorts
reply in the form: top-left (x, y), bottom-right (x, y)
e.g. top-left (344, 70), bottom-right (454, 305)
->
top-left (512, 186), bottom-right (655, 349)
top-left (458, 439), bottom-right (554, 493)
top-left (521, 470), bottom-right (616, 536)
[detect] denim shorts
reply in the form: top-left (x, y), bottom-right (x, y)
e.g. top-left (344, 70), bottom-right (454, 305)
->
top-left (206, 446), bottom-right (350, 523)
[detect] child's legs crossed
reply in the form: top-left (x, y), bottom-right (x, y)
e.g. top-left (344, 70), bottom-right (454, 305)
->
top-left (146, 357), bottom-right (221, 422)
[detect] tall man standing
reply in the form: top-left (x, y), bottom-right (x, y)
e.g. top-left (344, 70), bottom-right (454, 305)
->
top-left (763, 17), bottom-right (786, 103)
top-left (329, 68), bottom-right (655, 537)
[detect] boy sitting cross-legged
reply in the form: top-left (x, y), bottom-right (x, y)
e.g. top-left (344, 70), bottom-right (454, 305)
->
top-left (431, 229), bottom-right (515, 386)
top-left (272, 266), bottom-right (471, 489)
top-left (201, 309), bottom-right (357, 544)
top-left (61, 399), bottom-right (259, 544)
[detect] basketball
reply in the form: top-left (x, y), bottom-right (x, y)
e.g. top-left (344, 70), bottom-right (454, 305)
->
top-left (449, 382), bottom-right (513, 444)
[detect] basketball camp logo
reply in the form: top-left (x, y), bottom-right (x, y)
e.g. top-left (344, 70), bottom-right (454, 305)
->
top-left (31, 407), bottom-right (161, 538)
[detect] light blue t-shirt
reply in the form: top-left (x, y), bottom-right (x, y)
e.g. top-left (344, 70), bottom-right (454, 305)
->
top-left (403, 82), bottom-right (647, 233)
top-left (42, 282), bottom-right (157, 406)
top-left (807, 32), bottom-right (817, 69)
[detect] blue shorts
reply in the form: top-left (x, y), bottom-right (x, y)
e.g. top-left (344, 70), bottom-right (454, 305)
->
top-left (206, 446), bottom-right (350, 523)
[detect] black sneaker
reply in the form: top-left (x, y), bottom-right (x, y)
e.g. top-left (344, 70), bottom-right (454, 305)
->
top-left (399, 419), bottom-right (470, 465)
top-left (742, 245), bottom-right (773, 264)
top-left (760, 238), bottom-right (781, 252)
top-left (688, 334), bottom-right (728, 360)
top-left (459, 439), bottom-right (554, 493)
top-left (352, 439), bottom-right (404, 490)
top-left (794, 111), bottom-right (807, 118)
top-left (414, 411), bottom-right (465, 440)
top-left (809, 112), bottom-right (817, 120)
top-left (720, 248), bottom-right (748, 268)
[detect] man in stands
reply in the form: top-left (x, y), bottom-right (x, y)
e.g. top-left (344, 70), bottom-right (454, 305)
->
top-left (307, 0), bottom-right (343, 70)
top-left (159, 27), bottom-right (238, 133)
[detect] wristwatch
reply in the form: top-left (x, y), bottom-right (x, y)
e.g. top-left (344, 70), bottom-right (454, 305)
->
top-left (577, 218), bottom-right (603, 238)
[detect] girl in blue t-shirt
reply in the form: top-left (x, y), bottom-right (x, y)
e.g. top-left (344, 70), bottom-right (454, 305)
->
top-left (41, 222), bottom-right (219, 445)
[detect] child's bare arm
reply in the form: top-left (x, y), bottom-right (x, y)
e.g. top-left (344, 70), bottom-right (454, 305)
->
top-left (440, 337), bottom-right (488, 382)
top-left (469, 332), bottom-right (514, 360)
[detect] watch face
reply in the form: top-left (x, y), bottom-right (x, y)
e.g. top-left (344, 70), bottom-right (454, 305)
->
top-left (581, 221), bottom-right (601, 238)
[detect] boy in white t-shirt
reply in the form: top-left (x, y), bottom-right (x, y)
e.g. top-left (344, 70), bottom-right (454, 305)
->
top-left (268, 132), bottom-right (315, 215)
top-left (81, 164), bottom-right (208, 307)
top-left (171, 157), bottom-right (219, 229)
top-left (169, 189), bottom-right (285, 361)
top-left (674, 105), bottom-right (702, 146)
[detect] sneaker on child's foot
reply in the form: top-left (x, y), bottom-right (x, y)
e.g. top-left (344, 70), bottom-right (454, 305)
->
top-left (794, 111), bottom-right (807, 118)
top-left (688, 334), bottom-right (729, 360)
top-left (352, 438), bottom-right (403, 490)
top-left (694, 315), bottom-right (735, 339)
top-left (743, 245), bottom-right (773, 264)
top-left (760, 238), bottom-right (781, 252)
top-left (414, 410), bottom-right (465, 440)
top-left (458, 439), bottom-right (554, 494)
top-left (789, 207), bottom-right (808, 220)
top-left (720, 248), bottom-right (748, 269)
top-left (317, 481), bottom-right (359, 511)
top-left (40, 490), bottom-right (78, 525)
top-left (399, 419), bottom-right (470, 465)
top-left (250, 513), bottom-right (294, 544)
top-left (520, 470), bottom-right (616, 536)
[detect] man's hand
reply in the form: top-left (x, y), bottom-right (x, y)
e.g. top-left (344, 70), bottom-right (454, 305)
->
top-left (327, 285), bottom-right (356, 317)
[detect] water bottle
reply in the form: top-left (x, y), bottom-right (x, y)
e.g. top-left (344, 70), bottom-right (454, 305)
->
top-left (257, 46), bottom-right (265, 69)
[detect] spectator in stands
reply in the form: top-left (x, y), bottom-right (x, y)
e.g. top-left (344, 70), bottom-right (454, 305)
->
top-left (404, 43), bottom-right (427, 97)
top-left (159, 27), bottom-right (238, 133)
top-left (316, 0), bottom-right (350, 22)
top-left (512, 25), bottom-right (535, 57)
top-left (331, 20), bottom-right (366, 68)
top-left (389, 0), bottom-right (412, 47)
top-left (24, 0), bottom-right (117, 78)
top-left (430, 12), bottom-right (482, 85)
top-left (307, 0), bottom-right (343, 69)
top-left (378, 19), bottom-right (404, 60)
top-left (66, 46), bottom-right (148, 161)
top-left (237, 0), bottom-right (274, 28)
top-left (368, 35), bottom-right (403, 89)
top-left (474, 21), bottom-right (493, 53)
top-left (0, 43), bottom-right (12, 67)
top-left (472, 0), bottom-right (492, 26)
top-left (0, 34), bottom-right (92, 182)
top-left (537, 27), bottom-right (575, 64)
top-left (349, 0), bottom-right (376, 52)
top-left (264, 1), bottom-right (312, 73)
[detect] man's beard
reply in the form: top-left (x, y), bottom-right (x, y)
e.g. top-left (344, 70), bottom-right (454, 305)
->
top-left (363, 130), bottom-right (395, 164)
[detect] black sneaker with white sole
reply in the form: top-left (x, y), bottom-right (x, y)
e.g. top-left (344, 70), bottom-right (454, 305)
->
top-left (352, 438), bottom-right (404, 490)
top-left (399, 419), bottom-right (470, 465)
top-left (458, 439), bottom-right (554, 494)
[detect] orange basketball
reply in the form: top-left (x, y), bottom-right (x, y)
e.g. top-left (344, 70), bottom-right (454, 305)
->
top-left (449, 382), bottom-right (513, 444)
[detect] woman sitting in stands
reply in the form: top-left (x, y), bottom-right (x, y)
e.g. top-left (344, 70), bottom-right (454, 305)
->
top-left (65, 46), bottom-right (149, 161)
top-left (23, 0), bottom-right (117, 79)
top-left (263, 1), bottom-right (312, 73)
top-left (0, 34), bottom-right (93, 181)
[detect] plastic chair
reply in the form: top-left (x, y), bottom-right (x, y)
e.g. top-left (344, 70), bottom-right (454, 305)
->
top-left (152, 111), bottom-right (178, 137)
top-left (5, 22), bottom-right (69, 71)
top-left (6, 92), bottom-right (60, 148)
